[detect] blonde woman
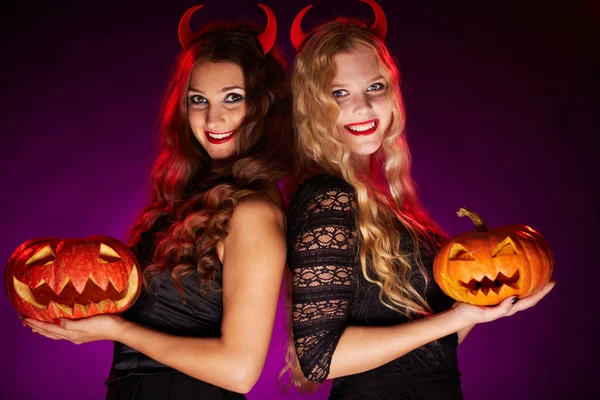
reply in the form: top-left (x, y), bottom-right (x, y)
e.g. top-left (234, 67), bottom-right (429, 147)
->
top-left (283, 1), bottom-right (555, 399)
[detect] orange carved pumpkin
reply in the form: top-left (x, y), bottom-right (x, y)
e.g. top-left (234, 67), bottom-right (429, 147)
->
top-left (5, 236), bottom-right (141, 322)
top-left (433, 208), bottom-right (553, 306)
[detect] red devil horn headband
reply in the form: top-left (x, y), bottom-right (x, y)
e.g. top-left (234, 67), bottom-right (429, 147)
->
top-left (178, 3), bottom-right (277, 54)
top-left (291, 0), bottom-right (388, 51)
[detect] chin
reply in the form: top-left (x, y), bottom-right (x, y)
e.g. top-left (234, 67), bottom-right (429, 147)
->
top-left (341, 131), bottom-right (384, 155)
top-left (350, 141), bottom-right (384, 157)
top-left (204, 144), bottom-right (236, 161)
top-left (207, 152), bottom-right (235, 161)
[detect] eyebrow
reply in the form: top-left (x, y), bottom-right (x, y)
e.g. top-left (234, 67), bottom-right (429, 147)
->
top-left (331, 75), bottom-right (385, 89)
top-left (188, 85), bottom-right (245, 94)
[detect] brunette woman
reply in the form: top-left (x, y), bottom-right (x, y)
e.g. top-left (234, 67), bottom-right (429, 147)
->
top-left (24, 5), bottom-right (295, 399)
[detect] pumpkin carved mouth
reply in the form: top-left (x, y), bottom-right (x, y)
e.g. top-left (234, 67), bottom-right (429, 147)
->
top-left (12, 267), bottom-right (139, 316)
top-left (459, 269), bottom-right (520, 296)
top-left (6, 236), bottom-right (142, 322)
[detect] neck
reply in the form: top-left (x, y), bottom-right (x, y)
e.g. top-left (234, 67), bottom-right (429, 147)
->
top-left (355, 153), bottom-right (371, 172)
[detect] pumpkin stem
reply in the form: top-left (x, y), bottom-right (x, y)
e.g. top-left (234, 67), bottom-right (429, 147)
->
top-left (457, 207), bottom-right (488, 232)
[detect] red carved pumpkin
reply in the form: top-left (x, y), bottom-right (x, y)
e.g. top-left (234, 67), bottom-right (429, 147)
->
top-left (433, 208), bottom-right (553, 306)
top-left (5, 236), bottom-right (141, 322)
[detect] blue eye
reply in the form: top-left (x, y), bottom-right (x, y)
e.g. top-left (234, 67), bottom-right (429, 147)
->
top-left (189, 95), bottom-right (207, 104)
top-left (368, 83), bottom-right (385, 92)
top-left (224, 93), bottom-right (244, 103)
top-left (332, 89), bottom-right (349, 98)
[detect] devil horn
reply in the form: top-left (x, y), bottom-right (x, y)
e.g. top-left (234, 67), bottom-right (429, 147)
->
top-left (290, 5), bottom-right (313, 51)
top-left (178, 5), bottom-right (204, 50)
top-left (360, 0), bottom-right (387, 40)
top-left (256, 4), bottom-right (277, 54)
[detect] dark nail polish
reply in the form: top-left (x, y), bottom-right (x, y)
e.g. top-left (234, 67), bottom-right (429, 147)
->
top-left (511, 297), bottom-right (519, 305)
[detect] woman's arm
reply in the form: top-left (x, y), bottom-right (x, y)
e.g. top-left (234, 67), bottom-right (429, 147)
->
top-left (25, 193), bottom-right (286, 394)
top-left (286, 179), bottom-right (556, 382)
top-left (326, 283), bottom-right (554, 379)
top-left (287, 182), bottom-right (358, 383)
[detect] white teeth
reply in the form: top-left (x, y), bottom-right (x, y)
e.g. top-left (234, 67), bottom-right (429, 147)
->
top-left (347, 122), bottom-right (376, 132)
top-left (208, 131), bottom-right (234, 139)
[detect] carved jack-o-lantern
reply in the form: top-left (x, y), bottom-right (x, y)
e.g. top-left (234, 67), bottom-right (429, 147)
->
top-left (433, 208), bottom-right (553, 306)
top-left (5, 236), bottom-right (141, 322)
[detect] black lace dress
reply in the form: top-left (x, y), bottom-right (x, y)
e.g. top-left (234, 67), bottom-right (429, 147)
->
top-left (287, 174), bottom-right (463, 400)
top-left (104, 216), bottom-right (245, 400)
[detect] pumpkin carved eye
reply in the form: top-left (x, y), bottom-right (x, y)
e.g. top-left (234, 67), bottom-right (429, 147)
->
top-left (98, 243), bottom-right (122, 264)
top-left (26, 245), bottom-right (57, 267)
top-left (449, 243), bottom-right (475, 261)
top-left (492, 237), bottom-right (518, 257)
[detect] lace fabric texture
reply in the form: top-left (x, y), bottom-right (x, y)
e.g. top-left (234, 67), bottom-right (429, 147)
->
top-left (287, 174), bottom-right (462, 399)
top-left (289, 182), bottom-right (357, 382)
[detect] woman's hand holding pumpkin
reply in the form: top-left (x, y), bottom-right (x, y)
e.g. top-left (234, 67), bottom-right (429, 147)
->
top-left (452, 280), bottom-right (556, 326)
top-left (22, 314), bottom-right (126, 344)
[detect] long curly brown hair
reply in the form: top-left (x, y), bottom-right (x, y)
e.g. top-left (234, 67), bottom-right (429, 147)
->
top-left (128, 23), bottom-right (294, 293)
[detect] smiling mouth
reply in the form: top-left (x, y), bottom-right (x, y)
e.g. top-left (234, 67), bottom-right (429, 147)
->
top-left (344, 119), bottom-right (379, 136)
top-left (204, 130), bottom-right (236, 144)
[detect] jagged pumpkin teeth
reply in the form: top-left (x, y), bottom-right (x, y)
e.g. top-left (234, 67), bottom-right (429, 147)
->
top-left (75, 303), bottom-right (91, 315)
top-left (97, 299), bottom-right (114, 313)
top-left (70, 276), bottom-right (89, 295)
top-left (50, 301), bottom-right (74, 317)
top-left (5, 236), bottom-right (142, 322)
top-left (89, 273), bottom-right (109, 291)
top-left (434, 207), bottom-right (554, 306)
top-left (109, 275), bottom-right (126, 293)
top-left (88, 273), bottom-right (99, 286)
top-left (459, 270), bottom-right (521, 291)
top-left (53, 275), bottom-right (72, 295)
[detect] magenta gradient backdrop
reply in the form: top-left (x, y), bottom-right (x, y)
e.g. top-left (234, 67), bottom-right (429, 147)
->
top-left (1, 1), bottom-right (597, 399)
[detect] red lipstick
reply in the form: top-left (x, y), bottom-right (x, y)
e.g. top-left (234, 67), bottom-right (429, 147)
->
top-left (344, 119), bottom-right (379, 136)
top-left (204, 130), bottom-right (236, 145)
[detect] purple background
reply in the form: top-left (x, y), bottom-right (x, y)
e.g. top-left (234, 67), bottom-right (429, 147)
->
top-left (1, 0), bottom-right (596, 399)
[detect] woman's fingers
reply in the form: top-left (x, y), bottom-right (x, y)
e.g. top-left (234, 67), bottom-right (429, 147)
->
top-left (486, 295), bottom-right (519, 322)
top-left (31, 328), bottom-right (64, 341)
top-left (508, 281), bottom-right (556, 316)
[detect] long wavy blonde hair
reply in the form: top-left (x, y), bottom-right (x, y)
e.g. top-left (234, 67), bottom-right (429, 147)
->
top-left (281, 19), bottom-right (445, 393)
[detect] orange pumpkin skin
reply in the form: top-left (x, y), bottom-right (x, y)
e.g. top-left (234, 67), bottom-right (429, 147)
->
top-left (4, 236), bottom-right (141, 322)
top-left (433, 209), bottom-right (553, 306)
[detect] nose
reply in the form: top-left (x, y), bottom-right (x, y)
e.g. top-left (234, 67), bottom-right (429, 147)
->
top-left (351, 93), bottom-right (372, 115)
top-left (206, 105), bottom-right (226, 131)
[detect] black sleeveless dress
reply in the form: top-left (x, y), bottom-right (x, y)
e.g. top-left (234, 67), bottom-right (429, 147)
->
top-left (105, 217), bottom-right (245, 400)
top-left (287, 174), bottom-right (463, 400)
